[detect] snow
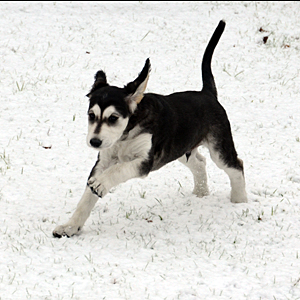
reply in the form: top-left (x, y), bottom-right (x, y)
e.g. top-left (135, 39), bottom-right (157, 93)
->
top-left (1, 1), bottom-right (300, 299)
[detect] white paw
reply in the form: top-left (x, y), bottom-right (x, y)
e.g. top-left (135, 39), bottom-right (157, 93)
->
top-left (87, 176), bottom-right (109, 198)
top-left (53, 223), bottom-right (82, 238)
top-left (193, 184), bottom-right (209, 198)
top-left (230, 190), bottom-right (248, 203)
top-left (193, 188), bottom-right (209, 198)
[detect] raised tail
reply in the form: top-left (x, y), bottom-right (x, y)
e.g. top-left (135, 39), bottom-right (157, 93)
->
top-left (201, 20), bottom-right (226, 97)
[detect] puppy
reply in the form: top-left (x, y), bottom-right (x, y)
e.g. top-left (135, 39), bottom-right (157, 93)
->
top-left (53, 20), bottom-right (247, 238)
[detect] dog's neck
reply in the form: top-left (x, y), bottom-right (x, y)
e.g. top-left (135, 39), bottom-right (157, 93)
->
top-left (120, 99), bottom-right (151, 140)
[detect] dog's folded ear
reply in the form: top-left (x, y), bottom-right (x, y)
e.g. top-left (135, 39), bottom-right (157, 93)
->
top-left (86, 70), bottom-right (109, 98)
top-left (124, 58), bottom-right (151, 112)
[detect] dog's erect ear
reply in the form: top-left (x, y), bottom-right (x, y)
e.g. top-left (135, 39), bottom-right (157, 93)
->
top-left (124, 58), bottom-right (151, 112)
top-left (86, 70), bottom-right (109, 98)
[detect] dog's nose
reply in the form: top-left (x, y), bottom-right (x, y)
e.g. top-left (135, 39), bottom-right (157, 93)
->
top-left (90, 138), bottom-right (102, 148)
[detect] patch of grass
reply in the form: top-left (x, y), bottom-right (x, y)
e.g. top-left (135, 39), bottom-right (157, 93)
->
top-left (138, 189), bottom-right (146, 199)
top-left (16, 80), bottom-right (26, 92)
top-left (0, 150), bottom-right (11, 170)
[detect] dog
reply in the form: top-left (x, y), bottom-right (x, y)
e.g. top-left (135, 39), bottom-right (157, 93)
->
top-left (53, 20), bottom-right (247, 238)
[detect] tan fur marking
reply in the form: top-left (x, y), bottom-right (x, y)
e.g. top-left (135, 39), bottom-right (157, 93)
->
top-left (134, 73), bottom-right (149, 104)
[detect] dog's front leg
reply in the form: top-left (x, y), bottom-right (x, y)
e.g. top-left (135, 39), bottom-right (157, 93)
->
top-left (53, 186), bottom-right (98, 238)
top-left (53, 153), bottom-right (115, 238)
top-left (87, 159), bottom-right (147, 198)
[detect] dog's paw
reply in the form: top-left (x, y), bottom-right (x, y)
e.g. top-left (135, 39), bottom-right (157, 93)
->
top-left (230, 190), bottom-right (248, 203)
top-left (231, 195), bottom-right (248, 203)
top-left (87, 176), bottom-right (109, 198)
top-left (52, 224), bottom-right (82, 238)
top-left (193, 185), bottom-right (209, 198)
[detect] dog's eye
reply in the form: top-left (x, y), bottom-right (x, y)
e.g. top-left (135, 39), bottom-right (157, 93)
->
top-left (88, 112), bottom-right (96, 121)
top-left (108, 115), bottom-right (119, 124)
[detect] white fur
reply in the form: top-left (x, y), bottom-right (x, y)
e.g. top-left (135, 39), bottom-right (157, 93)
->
top-left (53, 186), bottom-right (98, 237)
top-left (97, 120), bottom-right (128, 149)
top-left (178, 149), bottom-right (209, 197)
top-left (89, 104), bottom-right (101, 119)
top-left (53, 130), bottom-right (152, 237)
top-left (88, 131), bottom-right (152, 197)
top-left (86, 105), bottom-right (129, 149)
top-left (102, 106), bottom-right (119, 119)
top-left (204, 142), bottom-right (247, 203)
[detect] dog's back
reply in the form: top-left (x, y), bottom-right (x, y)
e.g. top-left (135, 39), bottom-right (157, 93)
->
top-left (129, 20), bottom-right (227, 170)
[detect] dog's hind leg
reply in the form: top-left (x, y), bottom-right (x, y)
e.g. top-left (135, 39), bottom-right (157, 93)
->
top-left (206, 141), bottom-right (247, 203)
top-left (178, 149), bottom-right (209, 197)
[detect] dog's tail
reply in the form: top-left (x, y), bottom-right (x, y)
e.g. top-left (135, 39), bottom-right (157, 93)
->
top-left (201, 20), bottom-right (226, 97)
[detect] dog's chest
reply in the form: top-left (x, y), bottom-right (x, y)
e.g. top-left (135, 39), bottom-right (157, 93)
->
top-left (116, 128), bottom-right (152, 163)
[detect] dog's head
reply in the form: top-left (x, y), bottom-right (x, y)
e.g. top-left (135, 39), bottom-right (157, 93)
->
top-left (86, 59), bottom-right (150, 150)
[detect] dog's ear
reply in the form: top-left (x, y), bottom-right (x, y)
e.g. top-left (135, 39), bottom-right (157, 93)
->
top-left (124, 58), bottom-right (151, 112)
top-left (86, 70), bottom-right (109, 98)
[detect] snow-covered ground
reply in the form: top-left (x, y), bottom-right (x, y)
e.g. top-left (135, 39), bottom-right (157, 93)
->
top-left (1, 1), bottom-right (300, 299)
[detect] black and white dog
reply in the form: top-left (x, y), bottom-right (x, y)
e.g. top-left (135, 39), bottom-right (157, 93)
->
top-left (53, 20), bottom-right (247, 238)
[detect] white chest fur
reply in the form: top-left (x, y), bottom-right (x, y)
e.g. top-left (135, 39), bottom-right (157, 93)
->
top-left (98, 126), bottom-right (152, 168)
top-left (117, 131), bottom-right (152, 163)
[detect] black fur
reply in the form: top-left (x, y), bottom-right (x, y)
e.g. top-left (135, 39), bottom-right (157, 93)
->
top-left (52, 20), bottom-right (247, 239)
top-left (87, 20), bottom-right (243, 187)
top-left (124, 58), bottom-right (151, 95)
top-left (86, 70), bottom-right (109, 97)
top-left (202, 20), bottom-right (225, 96)
top-left (88, 86), bottom-right (130, 119)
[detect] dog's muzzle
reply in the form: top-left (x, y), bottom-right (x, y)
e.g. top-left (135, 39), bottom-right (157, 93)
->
top-left (90, 138), bottom-right (102, 148)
